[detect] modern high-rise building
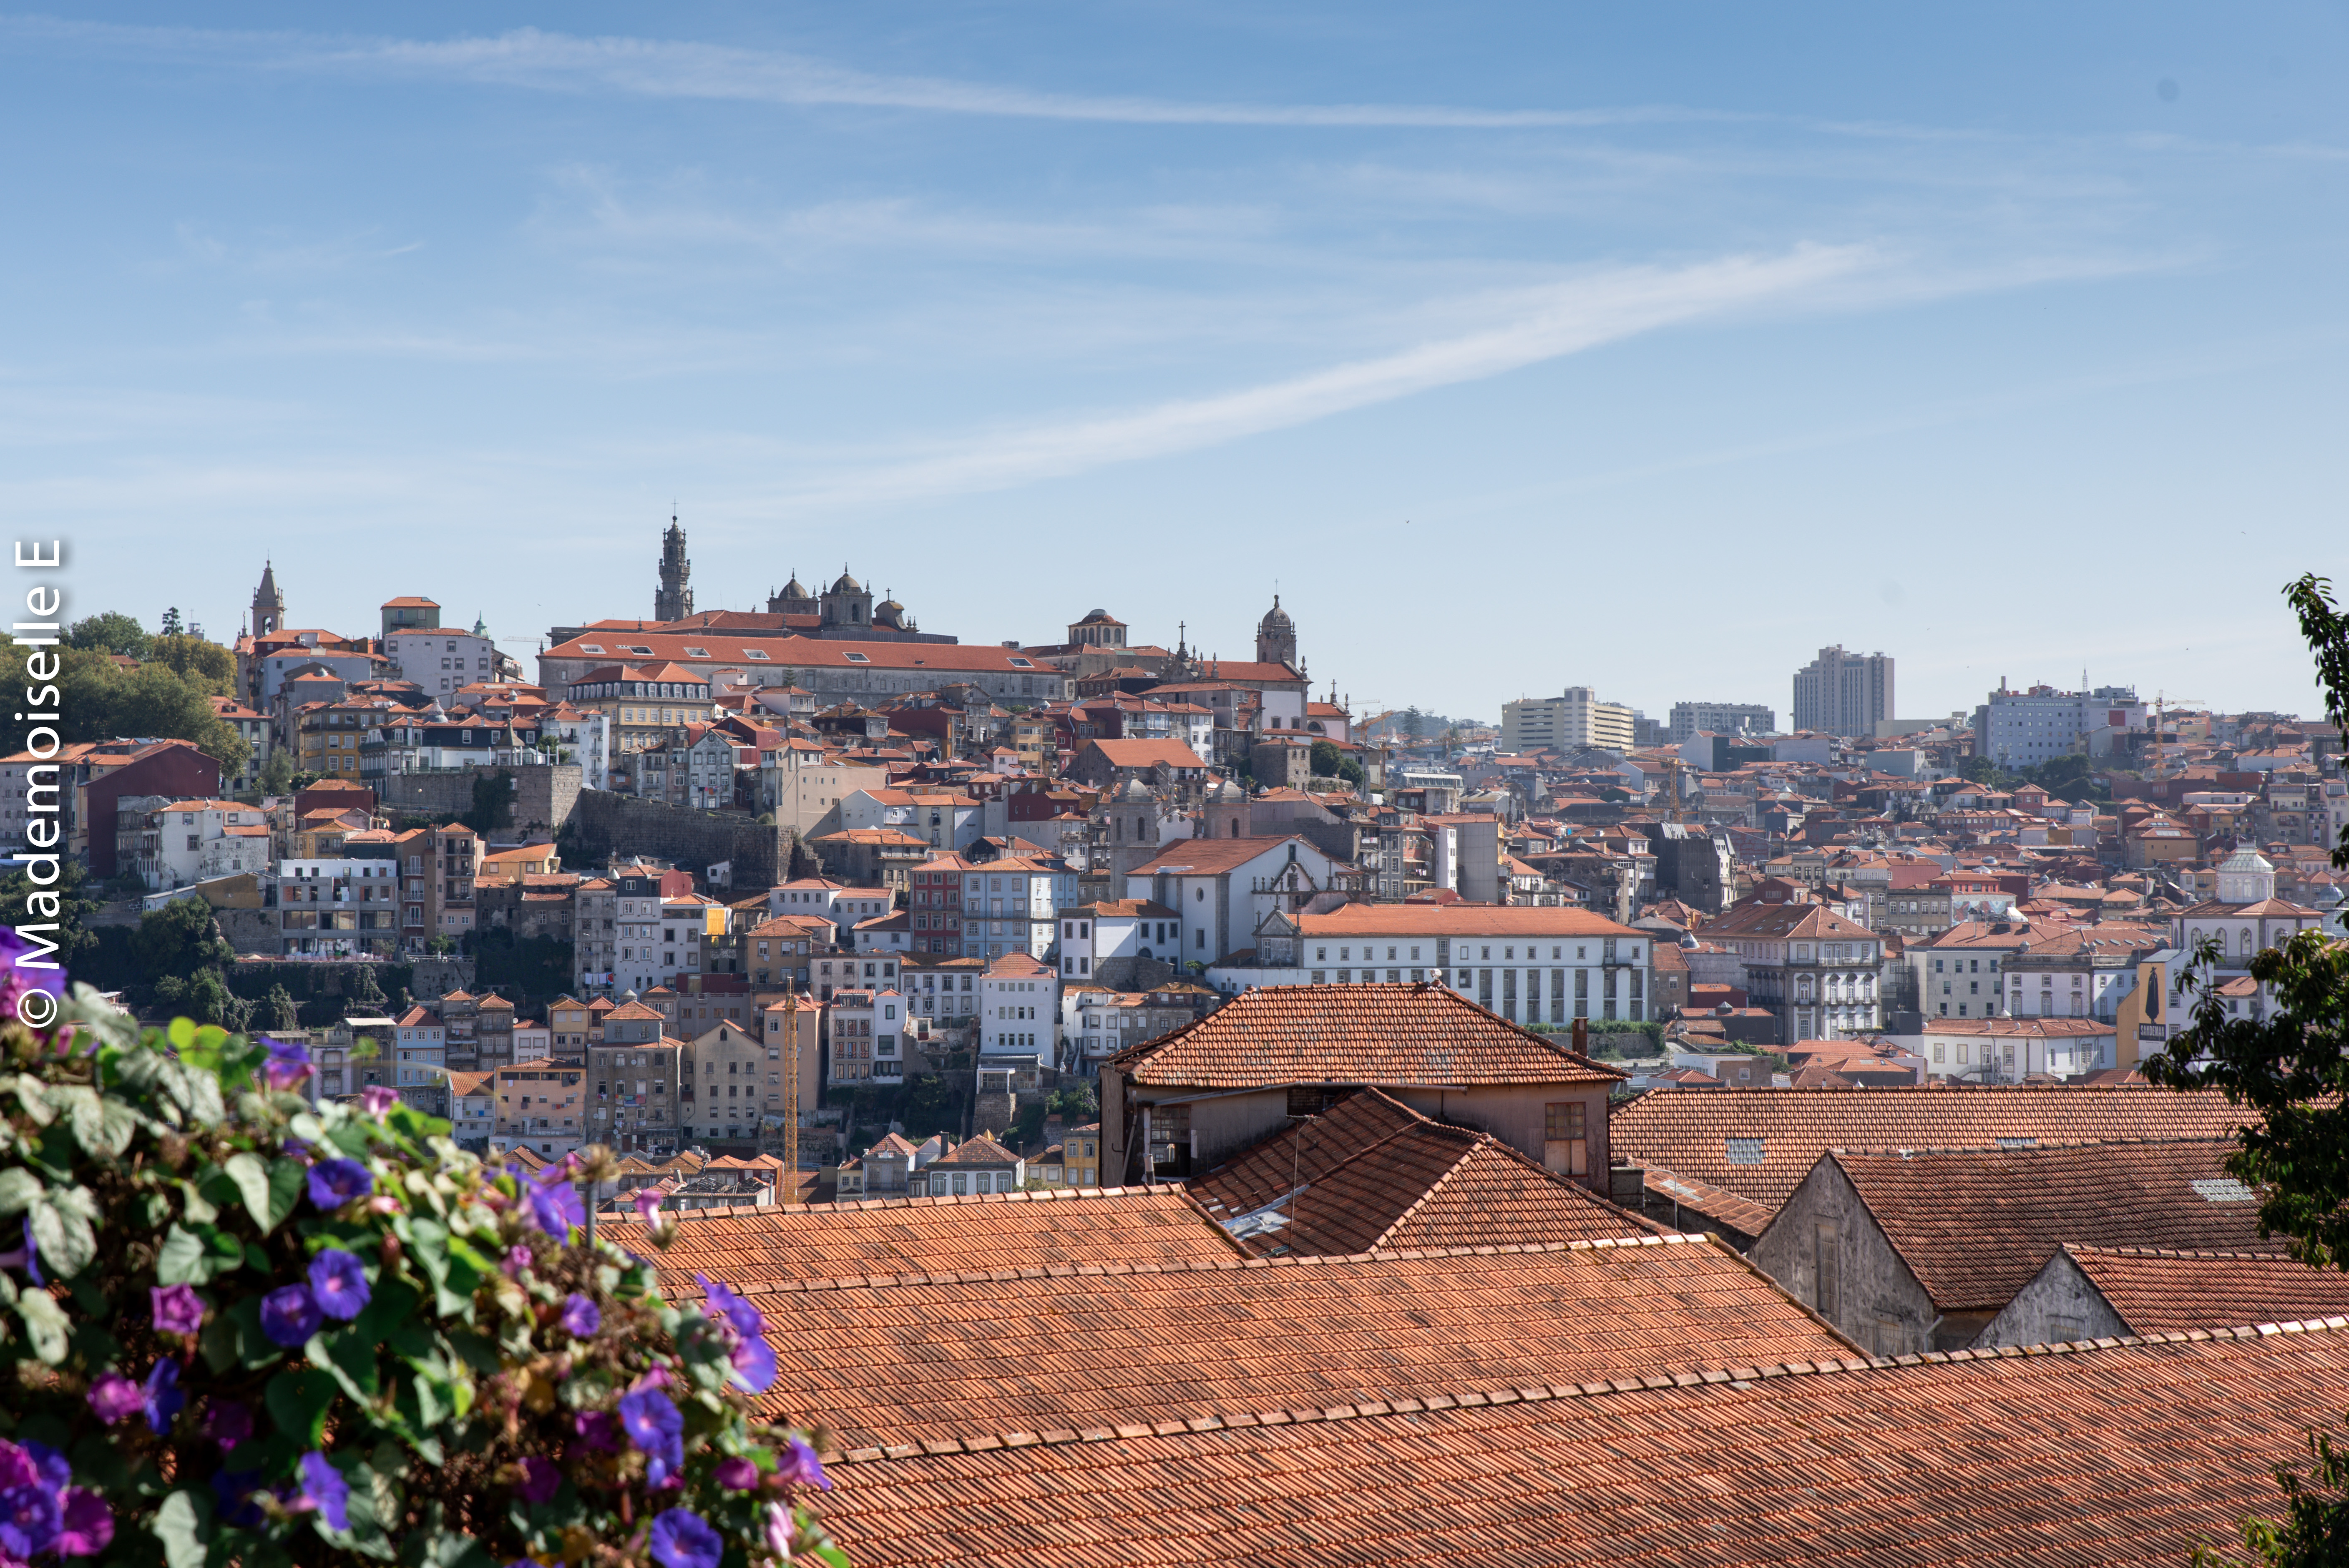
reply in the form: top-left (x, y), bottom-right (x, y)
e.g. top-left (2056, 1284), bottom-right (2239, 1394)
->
top-left (1668, 701), bottom-right (1776, 743)
top-left (1500, 688), bottom-right (1636, 755)
top-left (1973, 684), bottom-right (2145, 767)
top-left (1791, 647), bottom-right (1894, 737)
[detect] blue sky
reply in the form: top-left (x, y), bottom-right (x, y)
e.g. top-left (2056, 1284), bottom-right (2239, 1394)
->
top-left (9, 3), bottom-right (2349, 725)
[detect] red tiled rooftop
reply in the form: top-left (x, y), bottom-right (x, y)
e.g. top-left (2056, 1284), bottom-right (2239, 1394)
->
top-left (1115, 982), bottom-right (1622, 1090)
top-left (810, 1322), bottom-right (2349, 1568)
top-left (1784, 1140), bottom-right (2289, 1311)
top-left (726, 1233), bottom-right (1852, 1448)
top-left (607, 1187), bottom-right (1242, 1284)
top-left (1189, 1088), bottom-right (1657, 1255)
top-left (2051, 1244), bottom-right (2349, 1336)
top-left (1611, 1084), bottom-right (2249, 1217)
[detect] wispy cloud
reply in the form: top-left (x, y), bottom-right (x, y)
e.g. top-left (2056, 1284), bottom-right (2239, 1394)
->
top-left (0, 15), bottom-right (1716, 130)
top-left (779, 245), bottom-right (1876, 505)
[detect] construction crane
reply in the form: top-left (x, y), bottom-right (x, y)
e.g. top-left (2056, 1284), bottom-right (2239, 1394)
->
top-left (1662, 754), bottom-right (1688, 824)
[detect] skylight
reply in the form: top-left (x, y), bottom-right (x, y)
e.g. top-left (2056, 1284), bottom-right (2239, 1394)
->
top-left (1724, 1136), bottom-right (1765, 1165)
top-left (1995, 1136), bottom-right (2038, 1150)
top-left (742, 649), bottom-right (770, 660)
top-left (1007, 657), bottom-right (1035, 668)
top-left (2191, 1178), bottom-right (2258, 1204)
top-left (843, 652), bottom-right (870, 663)
top-left (576, 644), bottom-right (604, 654)
top-left (624, 645), bottom-right (654, 656)
top-left (683, 646), bottom-right (710, 658)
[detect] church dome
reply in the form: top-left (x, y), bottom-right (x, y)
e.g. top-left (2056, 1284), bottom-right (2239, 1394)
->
top-left (1259, 595), bottom-right (1293, 630)
top-left (874, 598), bottom-right (906, 628)
top-left (2220, 847), bottom-right (2275, 874)
top-left (777, 575), bottom-right (812, 603)
top-left (832, 570), bottom-right (863, 594)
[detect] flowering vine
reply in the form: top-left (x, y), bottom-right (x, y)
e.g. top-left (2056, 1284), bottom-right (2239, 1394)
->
top-left (0, 977), bottom-right (845, 1568)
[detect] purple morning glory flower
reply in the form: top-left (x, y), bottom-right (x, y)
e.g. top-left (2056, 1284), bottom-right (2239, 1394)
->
top-left (142, 1359), bottom-right (184, 1435)
top-left (20, 1444), bottom-right (65, 1494)
top-left (777, 1436), bottom-right (831, 1492)
top-left (514, 1456), bottom-right (560, 1505)
top-left (526, 1179), bottom-right (584, 1239)
top-left (151, 1283), bottom-right (205, 1336)
top-left (297, 1452), bottom-right (349, 1532)
top-left (572, 1410), bottom-right (620, 1452)
top-left (307, 1158), bottom-right (373, 1211)
top-left (631, 1186), bottom-right (665, 1225)
top-left (86, 1373), bottom-right (142, 1425)
top-left (357, 1085), bottom-right (399, 1115)
top-left (205, 1400), bottom-right (253, 1453)
top-left (560, 1293), bottom-right (600, 1337)
top-left (695, 1275), bottom-right (763, 1340)
top-left (261, 1036), bottom-right (314, 1091)
top-left (765, 1501), bottom-right (794, 1559)
top-left (210, 1469), bottom-right (265, 1530)
top-left (617, 1388), bottom-right (684, 1485)
top-left (648, 1508), bottom-right (722, 1568)
top-left (307, 1248), bottom-right (370, 1321)
top-left (57, 1488), bottom-right (112, 1558)
top-left (0, 1482), bottom-right (60, 1560)
top-left (730, 1334), bottom-right (777, 1395)
top-left (714, 1456), bottom-right (758, 1492)
top-left (260, 1284), bottom-right (324, 1348)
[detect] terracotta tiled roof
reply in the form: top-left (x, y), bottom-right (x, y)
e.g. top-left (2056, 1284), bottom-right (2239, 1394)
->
top-left (2052, 1244), bottom-right (2349, 1335)
top-left (1610, 1086), bottom-right (2250, 1216)
top-left (1800, 1140), bottom-right (2288, 1311)
top-left (930, 1133), bottom-right (1019, 1168)
top-left (717, 1234), bottom-right (1848, 1447)
top-left (1116, 982), bottom-right (1622, 1090)
top-left (1290, 905), bottom-right (1640, 939)
top-left (806, 1314), bottom-right (2349, 1566)
top-left (609, 1188), bottom-right (1242, 1284)
top-left (1189, 1088), bottom-right (1657, 1255)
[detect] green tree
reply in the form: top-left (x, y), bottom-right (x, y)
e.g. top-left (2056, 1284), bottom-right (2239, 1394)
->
top-left (1402, 706), bottom-right (1426, 743)
top-left (158, 604), bottom-right (183, 635)
top-left (2193, 1420), bottom-right (2349, 1567)
top-left (63, 609), bottom-right (152, 658)
top-left (3, 642), bottom-right (248, 776)
top-left (1310, 739), bottom-right (1365, 787)
top-left (258, 746), bottom-right (297, 795)
top-left (350, 960), bottom-right (387, 1009)
top-left (463, 768), bottom-right (518, 836)
top-left (264, 981), bottom-right (300, 1031)
top-left (148, 629), bottom-right (236, 690)
top-left (2149, 574), bottom-right (2349, 1265)
top-left (129, 895), bottom-right (235, 990)
top-left (0, 860), bottom-right (103, 969)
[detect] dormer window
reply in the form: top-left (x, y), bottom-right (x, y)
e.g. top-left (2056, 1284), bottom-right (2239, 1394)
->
top-left (577, 644), bottom-right (604, 654)
top-left (843, 652), bottom-right (871, 664)
top-left (683, 647), bottom-right (709, 658)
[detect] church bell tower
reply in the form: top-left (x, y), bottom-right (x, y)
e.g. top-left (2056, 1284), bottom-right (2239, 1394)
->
top-left (655, 516), bottom-right (693, 623)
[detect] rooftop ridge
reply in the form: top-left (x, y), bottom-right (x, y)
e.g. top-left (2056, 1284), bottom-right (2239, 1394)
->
top-left (2061, 1242), bottom-right (2313, 1262)
top-left (1360, 1134), bottom-right (1485, 1253)
top-left (1618, 1082), bottom-right (2201, 1100)
top-left (702, 1229), bottom-right (1705, 1301)
top-left (817, 1313), bottom-right (2349, 1468)
top-left (1825, 1134), bottom-right (2243, 1157)
top-left (631, 1183), bottom-right (1187, 1223)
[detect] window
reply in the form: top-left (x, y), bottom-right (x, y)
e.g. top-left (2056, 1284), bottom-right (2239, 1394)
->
top-left (842, 652), bottom-right (871, 664)
top-left (1814, 1224), bottom-right (1840, 1317)
top-left (1542, 1101), bottom-right (1589, 1176)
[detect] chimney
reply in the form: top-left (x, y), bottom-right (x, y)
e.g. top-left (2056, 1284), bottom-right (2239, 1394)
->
top-left (1571, 1016), bottom-right (1589, 1057)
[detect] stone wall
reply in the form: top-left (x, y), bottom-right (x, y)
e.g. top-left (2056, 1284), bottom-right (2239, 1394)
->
top-left (378, 765), bottom-right (583, 841)
top-left (565, 790), bottom-right (795, 892)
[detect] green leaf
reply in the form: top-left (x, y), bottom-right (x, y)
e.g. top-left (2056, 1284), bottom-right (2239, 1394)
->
top-left (0, 1168), bottom-right (40, 1217)
top-left (140, 1191), bottom-right (171, 1228)
top-left (166, 1017), bottom-right (196, 1053)
top-left (6, 1074), bottom-right (54, 1126)
top-left (264, 1367), bottom-right (340, 1447)
top-left (199, 1309), bottom-right (238, 1374)
top-left (175, 1179), bottom-right (217, 1225)
top-left (266, 1158), bottom-right (307, 1230)
top-left (153, 1488), bottom-right (211, 1568)
top-left (14, 1290), bottom-right (70, 1363)
top-left (156, 1223), bottom-right (242, 1286)
top-left (28, 1196), bottom-right (96, 1279)
top-left (223, 1153), bottom-right (276, 1233)
top-left (317, 1320), bottom-right (382, 1400)
top-left (42, 1084), bottom-right (114, 1157)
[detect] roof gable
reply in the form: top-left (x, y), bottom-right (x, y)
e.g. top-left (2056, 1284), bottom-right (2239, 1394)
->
top-left (1116, 982), bottom-right (1621, 1089)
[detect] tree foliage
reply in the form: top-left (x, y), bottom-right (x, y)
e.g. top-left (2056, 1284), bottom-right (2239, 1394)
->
top-left (63, 611), bottom-right (153, 660)
top-left (0, 983), bottom-right (842, 1568)
top-left (2150, 575), bottom-right (2349, 1562)
top-left (0, 640), bottom-right (248, 779)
